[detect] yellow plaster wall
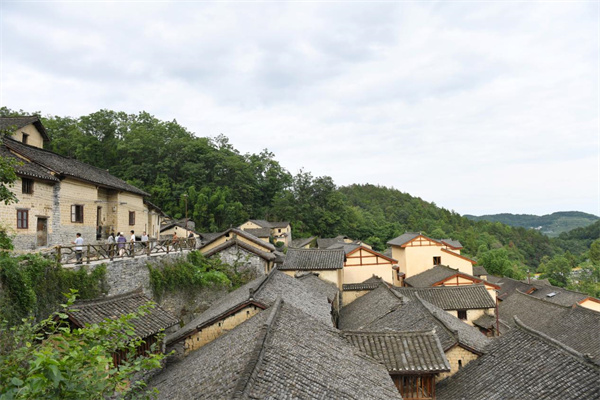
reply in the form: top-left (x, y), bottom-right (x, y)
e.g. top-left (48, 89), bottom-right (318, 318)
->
top-left (446, 309), bottom-right (495, 326)
top-left (579, 299), bottom-right (600, 312)
top-left (341, 290), bottom-right (370, 306)
top-left (10, 124), bottom-right (45, 148)
top-left (184, 305), bottom-right (262, 353)
top-left (239, 221), bottom-right (262, 230)
top-left (281, 269), bottom-right (342, 289)
top-left (344, 264), bottom-right (395, 285)
top-left (391, 244), bottom-right (473, 279)
top-left (58, 178), bottom-right (98, 229)
top-left (437, 346), bottom-right (479, 381)
top-left (1, 177), bottom-right (54, 233)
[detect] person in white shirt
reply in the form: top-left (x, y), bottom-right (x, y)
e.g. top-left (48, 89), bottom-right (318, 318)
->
top-left (130, 230), bottom-right (136, 253)
top-left (72, 233), bottom-right (83, 264)
top-left (141, 231), bottom-right (149, 249)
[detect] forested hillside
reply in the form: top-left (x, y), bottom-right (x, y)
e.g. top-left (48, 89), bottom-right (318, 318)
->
top-left (464, 212), bottom-right (599, 237)
top-left (1, 108), bottom-right (594, 280)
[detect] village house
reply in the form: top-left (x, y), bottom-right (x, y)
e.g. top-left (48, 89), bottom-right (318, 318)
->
top-left (436, 317), bottom-right (600, 400)
top-left (151, 298), bottom-right (402, 400)
top-left (344, 330), bottom-right (451, 400)
top-left (339, 284), bottom-right (490, 380)
top-left (64, 289), bottom-right (178, 366)
top-left (238, 219), bottom-right (292, 247)
top-left (404, 265), bottom-right (500, 302)
top-left (278, 248), bottom-right (346, 289)
top-left (342, 275), bottom-right (388, 306)
top-left (197, 228), bottom-right (279, 276)
top-left (289, 235), bottom-right (317, 248)
top-left (317, 235), bottom-right (373, 249)
top-left (166, 269), bottom-right (335, 355)
top-left (328, 243), bottom-right (401, 286)
top-left (159, 219), bottom-right (200, 242)
top-left (387, 232), bottom-right (475, 279)
top-left (0, 116), bottom-right (161, 250)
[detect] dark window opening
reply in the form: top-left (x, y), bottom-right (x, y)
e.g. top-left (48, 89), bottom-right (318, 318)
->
top-left (457, 310), bottom-right (467, 320)
top-left (22, 178), bottom-right (34, 194)
top-left (17, 210), bottom-right (28, 229)
top-left (71, 205), bottom-right (84, 223)
top-left (129, 211), bottom-right (135, 225)
top-left (458, 360), bottom-right (463, 369)
top-left (22, 133), bottom-right (29, 144)
top-left (433, 256), bottom-right (441, 265)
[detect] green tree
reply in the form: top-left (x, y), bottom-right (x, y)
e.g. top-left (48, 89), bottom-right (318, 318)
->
top-left (588, 239), bottom-right (600, 264)
top-left (539, 255), bottom-right (572, 287)
top-left (0, 292), bottom-right (165, 399)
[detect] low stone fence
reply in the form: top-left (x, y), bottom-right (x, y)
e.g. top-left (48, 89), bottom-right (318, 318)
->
top-left (56, 238), bottom-right (198, 265)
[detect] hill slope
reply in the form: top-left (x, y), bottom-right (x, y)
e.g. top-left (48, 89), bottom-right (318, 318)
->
top-left (464, 212), bottom-right (599, 237)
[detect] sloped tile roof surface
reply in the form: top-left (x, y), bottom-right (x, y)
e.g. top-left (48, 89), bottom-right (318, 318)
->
top-left (436, 319), bottom-right (600, 400)
top-left (202, 238), bottom-right (276, 261)
top-left (279, 248), bottom-right (345, 270)
top-left (387, 232), bottom-right (420, 246)
top-left (472, 265), bottom-right (488, 276)
top-left (243, 227), bottom-right (271, 238)
top-left (151, 300), bottom-right (403, 399)
top-left (289, 236), bottom-right (316, 248)
top-left (394, 285), bottom-right (496, 310)
top-left (0, 116), bottom-right (49, 141)
top-left (0, 145), bottom-right (59, 182)
top-left (70, 289), bottom-right (178, 339)
top-left (499, 291), bottom-right (600, 364)
top-left (492, 276), bottom-right (534, 300)
top-left (248, 219), bottom-right (289, 229)
top-left (441, 238), bottom-right (463, 248)
top-left (167, 270), bottom-right (333, 344)
top-left (340, 286), bottom-right (490, 353)
top-left (528, 283), bottom-right (590, 306)
top-left (404, 265), bottom-right (463, 287)
top-left (4, 137), bottom-right (149, 196)
top-left (344, 330), bottom-right (451, 373)
top-left (338, 285), bottom-right (404, 331)
top-left (199, 228), bottom-right (276, 252)
top-left (296, 272), bottom-right (340, 302)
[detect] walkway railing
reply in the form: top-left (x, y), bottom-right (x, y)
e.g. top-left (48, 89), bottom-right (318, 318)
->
top-left (56, 238), bottom-right (197, 265)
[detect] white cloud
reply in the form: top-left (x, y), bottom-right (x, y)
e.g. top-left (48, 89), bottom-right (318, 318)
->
top-left (1, 1), bottom-right (597, 216)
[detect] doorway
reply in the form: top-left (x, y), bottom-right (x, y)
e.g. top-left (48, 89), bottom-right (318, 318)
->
top-left (36, 218), bottom-right (47, 247)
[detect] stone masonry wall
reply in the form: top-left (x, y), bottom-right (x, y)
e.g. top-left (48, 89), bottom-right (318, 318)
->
top-left (212, 245), bottom-right (267, 278)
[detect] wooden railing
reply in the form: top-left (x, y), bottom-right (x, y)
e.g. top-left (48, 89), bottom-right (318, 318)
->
top-left (56, 238), bottom-right (198, 265)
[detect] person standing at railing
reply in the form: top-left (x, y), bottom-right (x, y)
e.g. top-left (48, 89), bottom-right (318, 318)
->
top-left (141, 231), bottom-right (149, 249)
top-left (172, 232), bottom-right (178, 250)
top-left (107, 232), bottom-right (115, 258)
top-left (117, 232), bottom-right (127, 256)
top-left (130, 230), bottom-right (136, 253)
top-left (72, 233), bottom-right (83, 264)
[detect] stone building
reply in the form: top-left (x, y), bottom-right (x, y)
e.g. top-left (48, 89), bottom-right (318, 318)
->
top-left (1, 116), bottom-right (160, 250)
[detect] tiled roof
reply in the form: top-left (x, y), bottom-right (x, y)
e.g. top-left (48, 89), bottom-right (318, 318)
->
top-left (199, 228), bottom-right (276, 252)
top-left (394, 285), bottom-right (496, 310)
top-left (247, 219), bottom-right (289, 229)
top-left (404, 265), bottom-right (463, 287)
top-left (343, 276), bottom-right (386, 292)
top-left (243, 227), bottom-right (271, 238)
top-left (202, 238), bottom-right (276, 261)
top-left (387, 232), bottom-right (420, 246)
top-left (436, 318), bottom-right (600, 400)
top-left (0, 116), bottom-right (49, 141)
top-left (492, 276), bottom-right (535, 300)
top-left (338, 285), bottom-right (404, 331)
top-left (279, 248), bottom-right (345, 271)
top-left (344, 330), bottom-right (451, 374)
top-left (472, 265), bottom-right (488, 277)
top-left (0, 145), bottom-right (59, 182)
top-left (289, 236), bottom-right (316, 248)
top-left (327, 242), bottom-right (361, 254)
top-left (441, 238), bottom-right (463, 248)
top-left (295, 272), bottom-right (340, 302)
top-left (340, 285), bottom-right (490, 354)
top-left (498, 291), bottom-right (600, 364)
top-left (528, 283), bottom-right (590, 307)
top-left (4, 137), bottom-right (149, 196)
top-left (69, 289), bottom-right (178, 339)
top-left (151, 300), bottom-right (403, 399)
top-left (167, 269), bottom-right (333, 344)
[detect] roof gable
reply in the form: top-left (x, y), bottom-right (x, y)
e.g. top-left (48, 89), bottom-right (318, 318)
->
top-left (200, 228), bottom-right (276, 253)
top-left (0, 116), bottom-right (49, 142)
top-left (345, 245), bottom-right (397, 263)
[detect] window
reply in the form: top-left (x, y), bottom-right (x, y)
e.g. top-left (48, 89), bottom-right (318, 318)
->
top-left (22, 133), bottom-right (29, 144)
top-left (458, 360), bottom-right (463, 369)
top-left (22, 178), bottom-right (34, 194)
top-left (129, 211), bottom-right (135, 225)
top-left (457, 310), bottom-right (467, 320)
top-left (433, 256), bottom-right (441, 265)
top-left (71, 205), bottom-right (84, 223)
top-left (17, 210), bottom-right (28, 229)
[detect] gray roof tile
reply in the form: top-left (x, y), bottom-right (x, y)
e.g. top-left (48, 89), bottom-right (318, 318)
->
top-left (279, 248), bottom-right (345, 271)
top-left (0, 116), bottom-right (49, 141)
top-left (404, 265), bottom-right (482, 287)
top-left (394, 285), bottom-right (496, 310)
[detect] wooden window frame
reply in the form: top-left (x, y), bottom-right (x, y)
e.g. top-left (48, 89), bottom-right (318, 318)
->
top-left (129, 211), bottom-right (135, 226)
top-left (71, 205), bottom-right (84, 223)
top-left (17, 209), bottom-right (29, 229)
top-left (22, 178), bottom-right (34, 195)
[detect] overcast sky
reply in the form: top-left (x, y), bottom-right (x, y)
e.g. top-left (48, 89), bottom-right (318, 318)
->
top-left (1, 1), bottom-right (598, 217)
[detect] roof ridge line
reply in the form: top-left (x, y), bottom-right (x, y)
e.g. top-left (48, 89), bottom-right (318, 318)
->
top-left (413, 293), bottom-right (460, 344)
top-left (514, 316), bottom-right (598, 366)
top-left (252, 268), bottom-right (278, 297)
top-left (231, 297), bottom-right (283, 399)
top-left (513, 289), bottom-right (571, 309)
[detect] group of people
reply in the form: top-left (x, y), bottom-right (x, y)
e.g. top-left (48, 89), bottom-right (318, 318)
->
top-left (105, 231), bottom-right (149, 257)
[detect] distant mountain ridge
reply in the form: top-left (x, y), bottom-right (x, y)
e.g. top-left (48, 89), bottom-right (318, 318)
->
top-left (464, 211), bottom-right (599, 237)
